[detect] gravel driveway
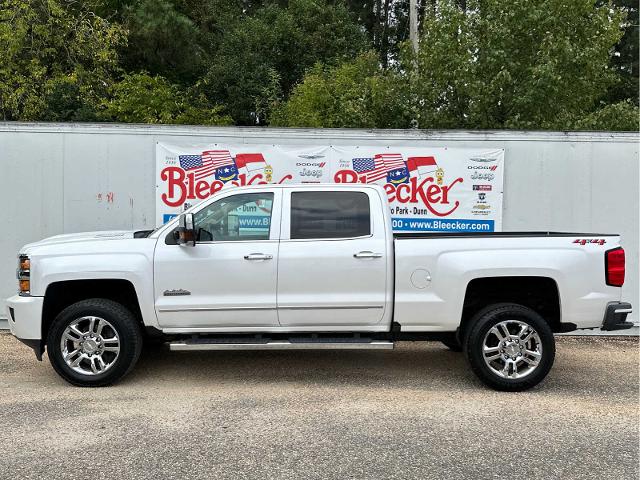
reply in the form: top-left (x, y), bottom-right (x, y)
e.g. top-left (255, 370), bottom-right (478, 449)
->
top-left (0, 333), bottom-right (637, 480)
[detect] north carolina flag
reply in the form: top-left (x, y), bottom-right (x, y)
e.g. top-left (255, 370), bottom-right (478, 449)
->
top-left (215, 164), bottom-right (239, 183)
top-left (406, 156), bottom-right (438, 176)
top-left (235, 153), bottom-right (266, 173)
top-left (387, 165), bottom-right (410, 184)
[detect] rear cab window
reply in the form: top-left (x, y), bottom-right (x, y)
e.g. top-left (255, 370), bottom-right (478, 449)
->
top-left (290, 191), bottom-right (371, 239)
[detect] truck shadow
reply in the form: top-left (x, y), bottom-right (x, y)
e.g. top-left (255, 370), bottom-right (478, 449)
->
top-left (131, 341), bottom-right (476, 390)
top-left (126, 337), bottom-right (640, 397)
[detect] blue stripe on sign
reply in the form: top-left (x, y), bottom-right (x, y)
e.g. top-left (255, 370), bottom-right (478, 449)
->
top-left (392, 217), bottom-right (495, 232)
top-left (238, 216), bottom-right (271, 228)
top-left (163, 213), bottom-right (178, 224)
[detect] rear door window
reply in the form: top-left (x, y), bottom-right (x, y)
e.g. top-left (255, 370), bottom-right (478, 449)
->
top-left (290, 191), bottom-right (370, 239)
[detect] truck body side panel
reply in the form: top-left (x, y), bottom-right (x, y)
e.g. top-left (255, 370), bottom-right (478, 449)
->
top-left (393, 235), bottom-right (622, 331)
top-left (21, 238), bottom-right (158, 332)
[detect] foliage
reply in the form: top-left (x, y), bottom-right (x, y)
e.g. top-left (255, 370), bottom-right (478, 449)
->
top-left (276, 0), bottom-right (634, 131)
top-left (0, 0), bottom-right (637, 131)
top-left (571, 101), bottom-right (639, 131)
top-left (101, 73), bottom-right (231, 125)
top-left (271, 53), bottom-right (410, 128)
top-left (0, 0), bottom-right (126, 121)
top-left (199, 0), bottom-right (368, 125)
top-left (119, 0), bottom-right (206, 84)
top-left (403, 0), bottom-right (628, 130)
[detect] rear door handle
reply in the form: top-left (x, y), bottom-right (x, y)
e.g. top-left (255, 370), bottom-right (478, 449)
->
top-left (244, 253), bottom-right (273, 261)
top-left (354, 251), bottom-right (383, 259)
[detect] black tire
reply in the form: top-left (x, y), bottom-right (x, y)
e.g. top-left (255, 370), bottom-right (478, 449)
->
top-left (47, 298), bottom-right (143, 387)
top-left (440, 333), bottom-right (463, 352)
top-left (464, 303), bottom-right (555, 391)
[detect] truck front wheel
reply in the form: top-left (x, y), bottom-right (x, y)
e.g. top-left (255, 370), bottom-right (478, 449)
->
top-left (46, 299), bottom-right (143, 387)
top-left (464, 303), bottom-right (555, 391)
top-left (440, 333), bottom-right (462, 352)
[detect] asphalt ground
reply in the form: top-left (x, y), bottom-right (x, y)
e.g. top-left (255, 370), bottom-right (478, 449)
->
top-left (0, 333), bottom-right (638, 480)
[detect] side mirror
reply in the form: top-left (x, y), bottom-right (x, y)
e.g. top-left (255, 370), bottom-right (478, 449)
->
top-left (176, 213), bottom-right (196, 246)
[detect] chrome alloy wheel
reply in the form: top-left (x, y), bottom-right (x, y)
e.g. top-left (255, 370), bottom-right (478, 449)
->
top-left (60, 316), bottom-right (121, 376)
top-left (482, 320), bottom-right (542, 379)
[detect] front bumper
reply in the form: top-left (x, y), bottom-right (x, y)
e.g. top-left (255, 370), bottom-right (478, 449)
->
top-left (5, 295), bottom-right (45, 359)
top-left (601, 302), bottom-right (634, 331)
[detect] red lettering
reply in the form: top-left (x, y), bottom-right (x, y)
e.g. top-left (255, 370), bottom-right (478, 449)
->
top-left (195, 180), bottom-right (209, 199)
top-left (410, 177), bottom-right (431, 203)
top-left (441, 177), bottom-right (462, 204)
top-left (396, 183), bottom-right (411, 203)
top-left (161, 167), bottom-right (187, 207)
top-left (334, 169), bottom-right (359, 183)
top-left (384, 184), bottom-right (396, 202)
top-left (426, 184), bottom-right (441, 204)
top-left (187, 172), bottom-right (196, 199)
top-left (407, 176), bottom-right (462, 217)
top-left (248, 173), bottom-right (265, 185)
top-left (210, 181), bottom-right (224, 196)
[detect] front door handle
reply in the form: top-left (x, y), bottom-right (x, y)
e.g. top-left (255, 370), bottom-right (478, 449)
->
top-left (244, 253), bottom-right (273, 261)
top-left (354, 251), bottom-right (383, 259)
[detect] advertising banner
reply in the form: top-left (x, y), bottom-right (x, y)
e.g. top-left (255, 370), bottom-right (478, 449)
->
top-left (156, 143), bottom-right (504, 231)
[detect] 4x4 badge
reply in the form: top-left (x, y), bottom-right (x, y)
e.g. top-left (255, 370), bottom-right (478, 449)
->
top-left (573, 239), bottom-right (606, 246)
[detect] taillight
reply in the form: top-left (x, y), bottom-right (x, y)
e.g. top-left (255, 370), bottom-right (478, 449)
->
top-left (605, 247), bottom-right (625, 287)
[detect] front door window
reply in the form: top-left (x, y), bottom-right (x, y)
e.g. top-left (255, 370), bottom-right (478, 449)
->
top-left (194, 193), bottom-right (274, 242)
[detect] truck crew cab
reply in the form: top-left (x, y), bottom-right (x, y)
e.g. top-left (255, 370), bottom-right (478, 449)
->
top-left (6, 184), bottom-right (633, 390)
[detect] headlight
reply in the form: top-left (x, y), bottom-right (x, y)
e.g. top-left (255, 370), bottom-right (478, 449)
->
top-left (19, 257), bottom-right (30, 271)
top-left (17, 255), bottom-right (30, 295)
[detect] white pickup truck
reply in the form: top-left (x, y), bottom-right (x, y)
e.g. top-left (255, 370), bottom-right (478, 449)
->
top-left (6, 184), bottom-right (632, 390)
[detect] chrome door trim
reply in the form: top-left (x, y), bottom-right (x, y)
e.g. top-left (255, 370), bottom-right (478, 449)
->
top-left (157, 306), bottom-right (276, 313)
top-left (277, 305), bottom-right (384, 310)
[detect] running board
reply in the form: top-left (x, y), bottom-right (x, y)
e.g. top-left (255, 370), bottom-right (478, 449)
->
top-left (169, 340), bottom-right (394, 351)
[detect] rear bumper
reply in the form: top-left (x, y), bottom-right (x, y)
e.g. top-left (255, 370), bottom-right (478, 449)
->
top-left (601, 302), bottom-right (634, 331)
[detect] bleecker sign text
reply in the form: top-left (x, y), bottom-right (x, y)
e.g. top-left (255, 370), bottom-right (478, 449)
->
top-left (161, 167), bottom-right (293, 207)
top-left (334, 169), bottom-right (463, 217)
top-left (156, 143), bottom-right (504, 232)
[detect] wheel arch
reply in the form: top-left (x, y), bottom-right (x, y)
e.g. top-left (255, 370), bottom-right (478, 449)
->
top-left (42, 279), bottom-right (144, 342)
top-left (458, 276), bottom-right (566, 342)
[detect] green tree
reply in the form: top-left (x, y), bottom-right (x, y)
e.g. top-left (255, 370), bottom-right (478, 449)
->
top-left (0, 0), bottom-right (126, 121)
top-left (101, 72), bottom-right (232, 125)
top-left (605, 0), bottom-right (638, 105)
top-left (119, 0), bottom-right (206, 84)
top-left (343, 0), bottom-right (410, 68)
top-left (405, 0), bottom-right (629, 130)
top-left (572, 101), bottom-right (639, 131)
top-left (200, 0), bottom-right (368, 125)
top-left (271, 52), bottom-right (410, 128)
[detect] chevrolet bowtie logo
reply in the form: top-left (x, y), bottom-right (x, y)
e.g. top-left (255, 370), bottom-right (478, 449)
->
top-left (163, 289), bottom-right (191, 296)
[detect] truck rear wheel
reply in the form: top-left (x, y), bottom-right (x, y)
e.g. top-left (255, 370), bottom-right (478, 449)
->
top-left (464, 303), bottom-right (555, 391)
top-left (46, 299), bottom-right (143, 387)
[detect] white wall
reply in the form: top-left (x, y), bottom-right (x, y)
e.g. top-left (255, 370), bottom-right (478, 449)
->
top-left (1, 123), bottom-right (637, 326)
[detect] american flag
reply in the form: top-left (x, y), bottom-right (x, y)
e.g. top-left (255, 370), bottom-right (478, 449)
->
top-left (179, 155), bottom-right (204, 170)
top-left (199, 150), bottom-right (235, 180)
top-left (352, 157), bottom-right (376, 174)
top-left (179, 151), bottom-right (234, 180)
top-left (352, 154), bottom-right (405, 183)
